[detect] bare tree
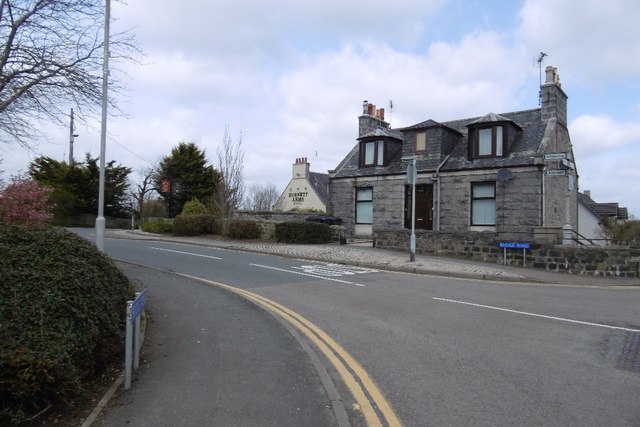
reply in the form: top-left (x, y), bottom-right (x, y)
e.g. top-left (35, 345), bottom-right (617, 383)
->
top-left (213, 125), bottom-right (245, 218)
top-left (129, 166), bottom-right (156, 227)
top-left (0, 0), bottom-right (140, 146)
top-left (245, 182), bottom-right (279, 211)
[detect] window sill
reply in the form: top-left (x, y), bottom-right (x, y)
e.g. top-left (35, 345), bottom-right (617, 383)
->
top-left (469, 225), bottom-right (496, 232)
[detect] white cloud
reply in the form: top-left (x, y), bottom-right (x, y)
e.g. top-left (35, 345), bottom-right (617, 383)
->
top-left (518, 0), bottom-right (640, 84)
top-left (570, 114), bottom-right (640, 155)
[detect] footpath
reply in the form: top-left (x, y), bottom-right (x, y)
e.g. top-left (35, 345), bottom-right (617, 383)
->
top-left (86, 229), bottom-right (639, 427)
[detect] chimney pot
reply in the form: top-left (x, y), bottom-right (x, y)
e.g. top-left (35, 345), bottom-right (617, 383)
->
top-left (544, 66), bottom-right (560, 85)
top-left (367, 103), bottom-right (375, 116)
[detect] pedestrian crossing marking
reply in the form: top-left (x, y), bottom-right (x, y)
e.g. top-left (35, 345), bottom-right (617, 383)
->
top-left (291, 263), bottom-right (378, 278)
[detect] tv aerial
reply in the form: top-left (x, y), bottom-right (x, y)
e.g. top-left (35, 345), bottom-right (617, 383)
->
top-left (537, 52), bottom-right (548, 86)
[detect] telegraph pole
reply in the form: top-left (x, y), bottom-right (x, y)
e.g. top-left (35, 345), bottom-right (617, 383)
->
top-left (69, 108), bottom-right (78, 165)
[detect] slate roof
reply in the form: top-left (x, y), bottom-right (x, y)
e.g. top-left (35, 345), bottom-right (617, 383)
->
top-left (309, 172), bottom-right (330, 206)
top-left (358, 127), bottom-right (403, 140)
top-left (439, 108), bottom-right (544, 172)
top-left (331, 108), bottom-right (547, 179)
top-left (578, 191), bottom-right (628, 221)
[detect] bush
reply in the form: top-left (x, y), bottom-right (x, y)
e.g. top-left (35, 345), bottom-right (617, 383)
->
top-left (181, 198), bottom-right (208, 215)
top-left (274, 221), bottom-right (333, 244)
top-left (227, 219), bottom-right (261, 240)
top-left (0, 177), bottom-right (53, 227)
top-left (173, 214), bottom-right (221, 236)
top-left (0, 226), bottom-right (134, 424)
top-left (142, 220), bottom-right (173, 234)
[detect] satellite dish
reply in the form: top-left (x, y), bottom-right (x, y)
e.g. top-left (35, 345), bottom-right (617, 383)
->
top-left (497, 168), bottom-right (513, 183)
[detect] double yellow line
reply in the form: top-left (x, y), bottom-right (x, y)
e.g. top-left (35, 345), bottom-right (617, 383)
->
top-left (180, 273), bottom-right (402, 427)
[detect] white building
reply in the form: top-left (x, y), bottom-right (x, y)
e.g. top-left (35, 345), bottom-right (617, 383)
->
top-left (273, 158), bottom-right (329, 212)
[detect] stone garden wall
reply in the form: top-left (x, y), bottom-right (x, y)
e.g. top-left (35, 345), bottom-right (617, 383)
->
top-left (374, 229), bottom-right (640, 277)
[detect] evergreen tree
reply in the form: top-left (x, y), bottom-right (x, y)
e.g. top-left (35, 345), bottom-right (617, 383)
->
top-left (155, 142), bottom-right (220, 217)
top-left (29, 154), bottom-right (131, 219)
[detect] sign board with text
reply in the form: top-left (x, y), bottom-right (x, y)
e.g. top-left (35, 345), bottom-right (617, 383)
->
top-left (499, 241), bottom-right (531, 249)
top-left (543, 152), bottom-right (567, 161)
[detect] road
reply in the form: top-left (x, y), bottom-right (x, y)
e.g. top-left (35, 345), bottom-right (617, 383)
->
top-left (77, 229), bottom-right (640, 426)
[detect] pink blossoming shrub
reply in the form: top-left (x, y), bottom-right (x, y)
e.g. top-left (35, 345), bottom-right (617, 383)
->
top-left (0, 177), bottom-right (54, 226)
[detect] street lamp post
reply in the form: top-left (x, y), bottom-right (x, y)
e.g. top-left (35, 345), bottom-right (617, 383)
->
top-left (95, 0), bottom-right (110, 251)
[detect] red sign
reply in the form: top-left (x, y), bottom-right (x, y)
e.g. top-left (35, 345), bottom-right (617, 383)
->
top-left (161, 179), bottom-right (171, 193)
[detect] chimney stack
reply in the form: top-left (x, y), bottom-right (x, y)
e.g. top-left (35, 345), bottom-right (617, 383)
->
top-left (540, 65), bottom-right (568, 126)
top-left (292, 156), bottom-right (310, 178)
top-left (359, 100), bottom-right (390, 137)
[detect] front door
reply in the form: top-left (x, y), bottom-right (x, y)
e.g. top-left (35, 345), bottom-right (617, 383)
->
top-left (404, 184), bottom-right (433, 230)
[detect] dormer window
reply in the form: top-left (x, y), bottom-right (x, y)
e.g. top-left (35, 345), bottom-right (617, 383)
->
top-left (475, 125), bottom-right (504, 158)
top-left (362, 140), bottom-right (385, 166)
top-left (467, 113), bottom-right (519, 161)
top-left (358, 128), bottom-right (402, 168)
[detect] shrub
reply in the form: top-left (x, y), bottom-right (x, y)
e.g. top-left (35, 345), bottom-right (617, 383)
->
top-left (0, 177), bottom-right (54, 227)
top-left (0, 226), bottom-right (134, 424)
top-left (173, 214), bottom-right (221, 236)
top-left (274, 221), bottom-right (333, 244)
top-left (181, 198), bottom-right (208, 215)
top-left (227, 219), bottom-right (261, 240)
top-left (142, 220), bottom-right (173, 234)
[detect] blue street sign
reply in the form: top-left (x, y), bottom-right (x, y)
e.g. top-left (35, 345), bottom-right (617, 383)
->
top-left (129, 288), bottom-right (148, 320)
top-left (499, 241), bottom-right (531, 249)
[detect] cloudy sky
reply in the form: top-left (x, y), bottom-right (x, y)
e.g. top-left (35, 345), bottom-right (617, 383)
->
top-left (2, 0), bottom-right (639, 216)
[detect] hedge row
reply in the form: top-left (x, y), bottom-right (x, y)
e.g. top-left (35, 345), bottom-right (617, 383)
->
top-left (226, 219), bottom-right (261, 239)
top-left (142, 220), bottom-right (173, 234)
top-left (274, 221), bottom-right (333, 244)
top-left (0, 226), bottom-right (134, 424)
top-left (173, 214), bottom-right (222, 236)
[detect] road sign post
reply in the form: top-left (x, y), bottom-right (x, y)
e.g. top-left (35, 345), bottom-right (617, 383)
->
top-left (499, 242), bottom-right (531, 267)
top-left (125, 288), bottom-right (147, 390)
top-left (404, 157), bottom-right (417, 262)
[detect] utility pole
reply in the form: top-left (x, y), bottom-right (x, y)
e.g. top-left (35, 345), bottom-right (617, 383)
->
top-left (69, 108), bottom-right (78, 165)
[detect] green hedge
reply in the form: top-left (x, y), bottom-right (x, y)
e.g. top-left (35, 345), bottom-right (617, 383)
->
top-left (172, 214), bottom-right (221, 236)
top-left (0, 226), bottom-right (134, 424)
top-left (226, 219), bottom-right (261, 240)
top-left (142, 220), bottom-right (173, 234)
top-left (274, 221), bottom-right (333, 244)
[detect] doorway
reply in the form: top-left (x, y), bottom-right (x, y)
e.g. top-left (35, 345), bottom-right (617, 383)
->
top-left (404, 184), bottom-right (433, 230)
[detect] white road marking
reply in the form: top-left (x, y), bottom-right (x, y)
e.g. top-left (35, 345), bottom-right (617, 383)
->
top-left (433, 297), bottom-right (640, 333)
top-left (292, 263), bottom-right (378, 277)
top-left (250, 263), bottom-right (366, 287)
top-left (150, 246), bottom-right (222, 260)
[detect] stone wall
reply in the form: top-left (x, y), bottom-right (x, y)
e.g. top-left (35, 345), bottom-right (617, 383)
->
top-left (374, 229), bottom-right (640, 277)
top-left (234, 211), bottom-right (308, 239)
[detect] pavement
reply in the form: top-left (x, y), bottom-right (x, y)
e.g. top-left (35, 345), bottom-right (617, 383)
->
top-left (85, 229), bottom-right (640, 427)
